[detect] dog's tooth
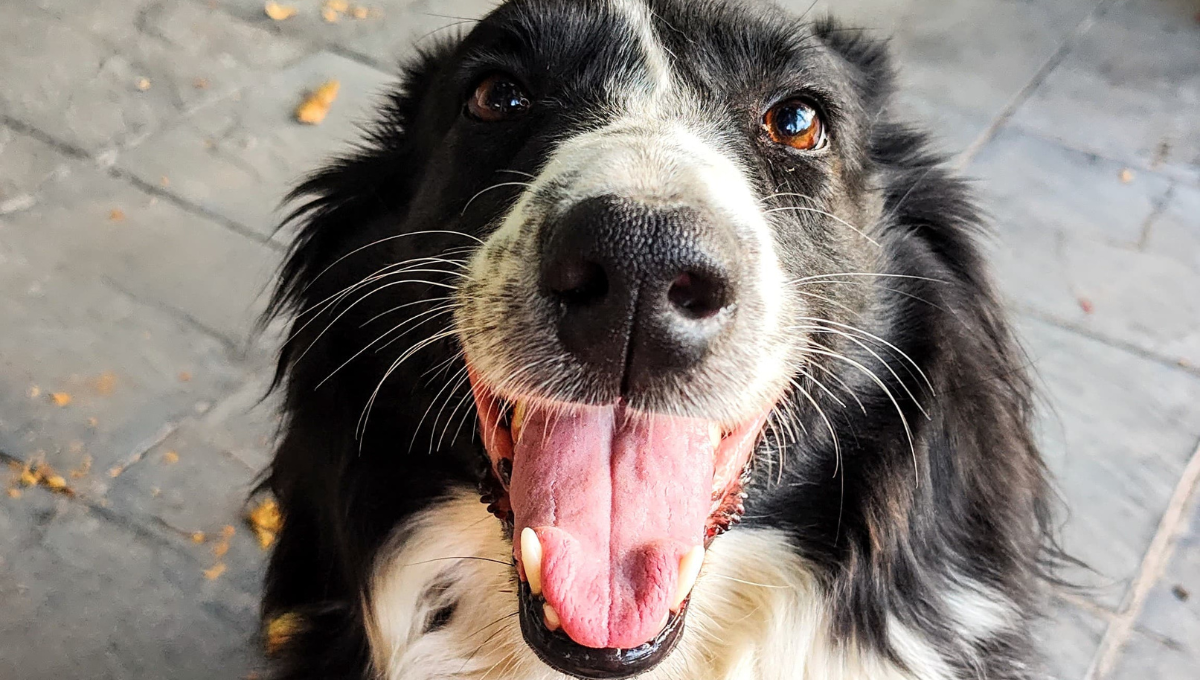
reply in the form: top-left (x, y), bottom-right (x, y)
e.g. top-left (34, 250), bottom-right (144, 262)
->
top-left (672, 545), bottom-right (705, 612)
top-left (658, 612), bottom-right (670, 632)
top-left (543, 603), bottom-right (561, 632)
top-left (710, 423), bottom-right (722, 449)
top-left (521, 527), bottom-right (543, 596)
top-left (511, 401), bottom-right (527, 443)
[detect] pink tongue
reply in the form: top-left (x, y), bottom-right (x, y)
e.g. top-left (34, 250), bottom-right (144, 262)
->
top-left (510, 405), bottom-right (713, 649)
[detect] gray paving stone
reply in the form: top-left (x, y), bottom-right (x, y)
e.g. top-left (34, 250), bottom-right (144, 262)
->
top-left (1009, 0), bottom-right (1200, 184)
top-left (1144, 182), bottom-right (1200, 278)
top-left (214, 0), bottom-right (497, 67)
top-left (1017, 316), bottom-right (1200, 608)
top-left (799, 0), bottom-right (1104, 154)
top-left (0, 126), bottom-right (76, 216)
top-left (0, 490), bottom-right (262, 679)
top-left (1108, 630), bottom-right (1196, 680)
top-left (0, 168), bottom-right (281, 346)
top-left (975, 129), bottom-right (1200, 368)
top-left (117, 51), bottom-right (396, 239)
top-left (0, 261), bottom-right (251, 498)
top-left (102, 422), bottom-right (270, 598)
top-left (1, 0), bottom-right (309, 154)
top-left (1040, 595), bottom-right (1110, 680)
top-left (1116, 487), bottom-right (1200, 675)
top-left (191, 371), bottom-right (283, 474)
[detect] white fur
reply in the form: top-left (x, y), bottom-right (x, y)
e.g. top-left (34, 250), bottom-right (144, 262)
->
top-left (367, 491), bottom-right (958, 680)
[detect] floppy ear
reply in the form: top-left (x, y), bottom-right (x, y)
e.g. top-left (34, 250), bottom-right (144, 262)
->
top-left (265, 38), bottom-right (462, 347)
top-left (812, 18), bottom-right (895, 115)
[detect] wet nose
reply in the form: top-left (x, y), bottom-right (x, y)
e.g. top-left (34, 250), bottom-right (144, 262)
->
top-left (538, 196), bottom-right (738, 391)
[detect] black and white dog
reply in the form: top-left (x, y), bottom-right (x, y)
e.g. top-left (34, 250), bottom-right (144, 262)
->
top-left (261, 1), bottom-right (1058, 678)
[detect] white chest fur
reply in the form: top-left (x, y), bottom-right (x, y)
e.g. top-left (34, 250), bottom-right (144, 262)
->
top-left (365, 492), bottom-right (956, 680)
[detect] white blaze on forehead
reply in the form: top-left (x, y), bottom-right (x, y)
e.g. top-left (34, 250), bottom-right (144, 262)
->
top-left (610, 0), bottom-right (675, 98)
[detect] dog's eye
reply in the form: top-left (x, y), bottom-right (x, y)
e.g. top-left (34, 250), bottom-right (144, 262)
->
top-left (763, 99), bottom-right (825, 151)
top-left (467, 74), bottom-right (531, 122)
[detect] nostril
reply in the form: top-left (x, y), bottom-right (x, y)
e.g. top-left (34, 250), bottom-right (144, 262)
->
top-left (667, 271), bottom-right (726, 320)
top-left (545, 259), bottom-right (608, 306)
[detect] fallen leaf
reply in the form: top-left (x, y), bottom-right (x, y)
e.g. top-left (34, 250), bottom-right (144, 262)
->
top-left (221, 525), bottom-right (237, 539)
top-left (247, 498), bottom-right (284, 550)
top-left (325, 0), bottom-right (349, 12)
top-left (264, 1), bottom-right (297, 21)
top-left (204, 562), bottom-right (227, 580)
top-left (51, 392), bottom-right (72, 407)
top-left (109, 208), bottom-right (125, 222)
top-left (108, 465), bottom-right (124, 478)
top-left (295, 80), bottom-right (340, 125)
top-left (265, 612), bottom-right (304, 655)
top-left (136, 78), bottom-right (152, 91)
top-left (93, 371), bottom-right (118, 395)
top-left (191, 531), bottom-right (207, 544)
top-left (70, 455), bottom-right (92, 479)
top-left (43, 474), bottom-right (68, 492)
top-left (321, 6), bottom-right (340, 22)
top-left (6, 489), bottom-right (20, 499)
top-left (163, 450), bottom-right (180, 464)
top-left (351, 5), bottom-right (368, 19)
top-left (1119, 168), bottom-right (1135, 184)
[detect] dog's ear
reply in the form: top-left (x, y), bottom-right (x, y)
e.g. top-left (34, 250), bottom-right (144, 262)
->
top-left (812, 18), bottom-right (894, 115)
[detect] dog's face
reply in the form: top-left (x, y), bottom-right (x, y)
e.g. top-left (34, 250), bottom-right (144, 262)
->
top-left (328, 0), bottom-right (888, 676)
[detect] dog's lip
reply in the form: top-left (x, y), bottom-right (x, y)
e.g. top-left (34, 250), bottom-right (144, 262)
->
top-left (516, 581), bottom-right (688, 679)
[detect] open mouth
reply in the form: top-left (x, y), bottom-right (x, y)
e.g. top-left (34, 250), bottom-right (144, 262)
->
top-left (468, 367), bottom-right (768, 679)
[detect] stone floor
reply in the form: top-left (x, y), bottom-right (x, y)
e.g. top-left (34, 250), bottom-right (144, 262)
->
top-left (1, 0), bottom-right (1197, 678)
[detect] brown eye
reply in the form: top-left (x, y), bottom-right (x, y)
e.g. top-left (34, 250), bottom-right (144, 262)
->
top-left (467, 74), bottom-right (531, 122)
top-left (763, 99), bottom-right (825, 151)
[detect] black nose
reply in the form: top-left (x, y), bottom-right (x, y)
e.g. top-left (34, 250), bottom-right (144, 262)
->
top-left (539, 196), bottom-right (737, 393)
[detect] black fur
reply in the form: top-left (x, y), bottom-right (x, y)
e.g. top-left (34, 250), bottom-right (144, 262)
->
top-left (261, 1), bottom-right (1057, 677)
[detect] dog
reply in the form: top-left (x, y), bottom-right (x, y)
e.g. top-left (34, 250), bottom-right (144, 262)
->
top-left (260, 1), bottom-right (1058, 678)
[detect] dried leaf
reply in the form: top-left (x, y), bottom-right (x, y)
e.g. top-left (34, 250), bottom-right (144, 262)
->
top-left (248, 498), bottom-right (284, 550)
top-left (351, 5), bottom-right (368, 19)
top-left (204, 562), bottom-right (227, 580)
top-left (93, 371), bottom-right (118, 395)
top-left (295, 80), bottom-right (340, 125)
top-left (264, 1), bottom-right (297, 21)
top-left (51, 392), bottom-right (73, 407)
top-left (109, 208), bottom-right (125, 222)
top-left (6, 489), bottom-right (20, 499)
top-left (136, 78), bottom-right (152, 91)
top-left (191, 531), bottom-right (207, 544)
top-left (321, 6), bottom-right (339, 22)
top-left (163, 450), bottom-right (180, 464)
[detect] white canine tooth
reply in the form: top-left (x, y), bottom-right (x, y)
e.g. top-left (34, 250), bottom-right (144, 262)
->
top-left (672, 545), bottom-right (705, 612)
top-left (658, 613), bottom-right (670, 631)
top-left (511, 401), bottom-right (527, 443)
top-left (543, 603), bottom-right (561, 632)
top-left (521, 527), bottom-right (543, 596)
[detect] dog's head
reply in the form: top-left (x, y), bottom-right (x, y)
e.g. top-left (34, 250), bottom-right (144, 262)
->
top-left (278, 0), bottom-right (898, 676)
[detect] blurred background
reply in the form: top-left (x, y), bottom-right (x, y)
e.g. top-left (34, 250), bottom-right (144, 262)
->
top-left (1, 0), bottom-right (1197, 678)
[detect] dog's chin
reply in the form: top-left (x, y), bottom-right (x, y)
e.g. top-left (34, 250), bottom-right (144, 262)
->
top-left (517, 581), bottom-right (689, 679)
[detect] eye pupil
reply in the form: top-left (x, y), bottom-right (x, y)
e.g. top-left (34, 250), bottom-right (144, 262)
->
top-left (764, 99), bottom-right (824, 151)
top-left (469, 75), bottom-right (530, 121)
